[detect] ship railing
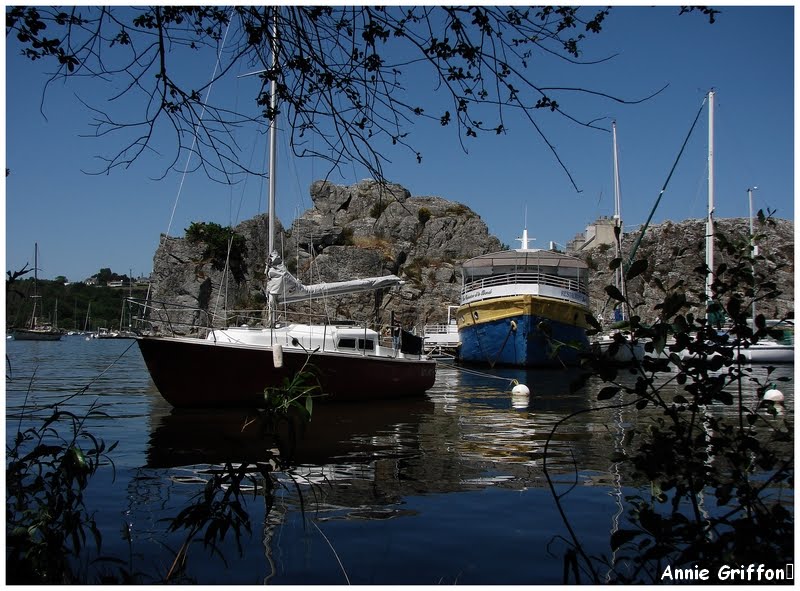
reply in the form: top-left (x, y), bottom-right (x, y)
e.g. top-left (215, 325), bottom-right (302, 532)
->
top-left (125, 298), bottom-right (428, 358)
top-left (126, 298), bottom-right (228, 337)
top-left (421, 323), bottom-right (459, 335)
top-left (461, 271), bottom-right (588, 298)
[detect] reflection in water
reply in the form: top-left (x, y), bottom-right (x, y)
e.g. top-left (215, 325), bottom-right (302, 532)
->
top-left (6, 337), bottom-right (792, 584)
top-left (135, 363), bottom-right (793, 583)
top-left (143, 365), bottom-right (627, 493)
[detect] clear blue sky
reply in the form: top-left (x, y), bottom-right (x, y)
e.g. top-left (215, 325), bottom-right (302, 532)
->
top-left (4, 5), bottom-right (795, 282)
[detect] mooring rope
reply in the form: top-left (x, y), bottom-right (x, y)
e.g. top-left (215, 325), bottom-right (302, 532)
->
top-left (489, 320), bottom-right (517, 368)
top-left (434, 360), bottom-right (520, 390)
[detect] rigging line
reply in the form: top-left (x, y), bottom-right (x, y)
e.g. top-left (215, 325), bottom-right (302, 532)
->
top-left (162, 9), bottom-right (235, 241)
top-left (625, 94), bottom-right (708, 271)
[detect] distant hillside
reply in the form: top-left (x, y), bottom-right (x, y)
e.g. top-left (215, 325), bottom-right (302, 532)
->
top-left (5, 279), bottom-right (148, 332)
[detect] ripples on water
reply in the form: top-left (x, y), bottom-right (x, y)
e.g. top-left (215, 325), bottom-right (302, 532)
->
top-left (5, 337), bottom-right (794, 584)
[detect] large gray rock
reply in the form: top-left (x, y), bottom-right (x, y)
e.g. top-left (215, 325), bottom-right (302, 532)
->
top-left (148, 180), bottom-right (794, 335)
top-left (582, 217), bottom-right (794, 326)
top-left (149, 180), bottom-right (501, 332)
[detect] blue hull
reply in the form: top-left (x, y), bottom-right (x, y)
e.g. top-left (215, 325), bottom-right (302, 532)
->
top-left (458, 312), bottom-right (589, 368)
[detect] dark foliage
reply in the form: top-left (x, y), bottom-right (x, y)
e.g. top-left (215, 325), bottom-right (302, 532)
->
top-left (545, 211), bottom-right (793, 583)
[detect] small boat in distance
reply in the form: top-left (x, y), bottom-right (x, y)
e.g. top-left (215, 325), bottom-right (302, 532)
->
top-left (455, 228), bottom-right (591, 368)
top-left (12, 243), bottom-right (62, 341)
top-left (740, 187), bottom-right (794, 364)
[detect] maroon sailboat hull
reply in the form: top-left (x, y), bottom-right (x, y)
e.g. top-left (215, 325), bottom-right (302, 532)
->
top-left (137, 336), bottom-right (436, 407)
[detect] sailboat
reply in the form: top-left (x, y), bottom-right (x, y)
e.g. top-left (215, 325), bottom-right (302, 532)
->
top-left (593, 121), bottom-right (644, 364)
top-left (703, 91), bottom-right (792, 365)
top-left (736, 187), bottom-right (794, 364)
top-left (136, 21), bottom-right (436, 407)
top-left (12, 243), bottom-right (62, 341)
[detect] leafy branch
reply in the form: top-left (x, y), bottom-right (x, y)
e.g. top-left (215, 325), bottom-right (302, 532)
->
top-left (6, 6), bottom-right (710, 188)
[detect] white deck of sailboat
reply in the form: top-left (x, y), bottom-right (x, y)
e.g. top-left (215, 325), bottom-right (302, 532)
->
top-left (203, 323), bottom-right (422, 360)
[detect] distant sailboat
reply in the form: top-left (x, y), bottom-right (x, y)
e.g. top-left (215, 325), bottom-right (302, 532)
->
top-left (702, 91), bottom-right (791, 365)
top-left (593, 121), bottom-right (644, 364)
top-left (12, 243), bottom-right (62, 341)
top-left (738, 186), bottom-right (794, 364)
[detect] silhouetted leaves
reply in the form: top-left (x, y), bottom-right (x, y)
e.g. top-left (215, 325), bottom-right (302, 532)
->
top-left (548, 212), bottom-right (793, 584)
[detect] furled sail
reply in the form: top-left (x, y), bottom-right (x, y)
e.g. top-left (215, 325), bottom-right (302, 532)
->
top-left (266, 253), bottom-right (402, 304)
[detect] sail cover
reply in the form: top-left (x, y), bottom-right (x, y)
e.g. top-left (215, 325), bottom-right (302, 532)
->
top-left (266, 253), bottom-right (402, 304)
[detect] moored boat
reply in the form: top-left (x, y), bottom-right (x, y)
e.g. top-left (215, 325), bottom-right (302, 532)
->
top-left (136, 22), bottom-right (436, 407)
top-left (591, 121), bottom-right (644, 365)
top-left (137, 258), bottom-right (436, 406)
top-left (12, 327), bottom-right (62, 341)
top-left (12, 243), bottom-right (62, 341)
top-left (738, 339), bottom-right (795, 364)
top-left (138, 322), bottom-right (435, 407)
top-left (455, 229), bottom-right (591, 367)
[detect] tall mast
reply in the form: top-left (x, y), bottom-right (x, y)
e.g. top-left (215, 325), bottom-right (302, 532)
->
top-left (747, 186), bottom-right (758, 325)
top-left (611, 121), bottom-right (626, 321)
top-left (30, 243), bottom-right (40, 328)
top-left (266, 8), bottom-right (279, 326)
top-left (267, 8), bottom-right (278, 259)
top-left (705, 90), bottom-right (715, 306)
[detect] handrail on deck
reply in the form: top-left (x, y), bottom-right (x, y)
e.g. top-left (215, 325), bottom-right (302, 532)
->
top-left (461, 271), bottom-right (588, 298)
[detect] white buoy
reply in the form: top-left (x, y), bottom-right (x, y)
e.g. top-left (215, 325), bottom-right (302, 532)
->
top-left (511, 383), bottom-right (530, 409)
top-left (272, 344), bottom-right (284, 368)
top-left (512, 384), bottom-right (530, 397)
top-left (763, 387), bottom-right (784, 403)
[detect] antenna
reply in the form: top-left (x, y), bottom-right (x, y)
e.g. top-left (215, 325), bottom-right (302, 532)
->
top-left (516, 205), bottom-right (534, 250)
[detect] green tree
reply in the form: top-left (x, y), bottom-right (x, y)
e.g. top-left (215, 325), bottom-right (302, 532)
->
top-left (6, 6), bottom-right (717, 189)
top-left (95, 268), bottom-right (113, 284)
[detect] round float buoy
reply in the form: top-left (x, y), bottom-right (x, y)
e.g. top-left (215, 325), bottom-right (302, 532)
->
top-left (512, 384), bottom-right (530, 396)
top-left (511, 383), bottom-right (530, 409)
top-left (763, 386), bottom-right (784, 403)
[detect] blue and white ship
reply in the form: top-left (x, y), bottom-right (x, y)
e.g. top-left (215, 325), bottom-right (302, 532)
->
top-left (456, 229), bottom-right (591, 367)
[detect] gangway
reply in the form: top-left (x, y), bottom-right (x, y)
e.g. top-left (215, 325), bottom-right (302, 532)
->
top-left (423, 305), bottom-right (461, 356)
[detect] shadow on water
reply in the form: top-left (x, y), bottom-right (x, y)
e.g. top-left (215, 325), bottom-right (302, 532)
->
top-left (145, 397), bottom-right (436, 469)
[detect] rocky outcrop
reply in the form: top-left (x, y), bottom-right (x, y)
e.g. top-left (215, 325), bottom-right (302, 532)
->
top-left (148, 179), bottom-right (794, 334)
top-left (149, 180), bottom-right (501, 332)
top-left (582, 217), bottom-right (794, 326)
top-left (283, 180), bottom-right (502, 328)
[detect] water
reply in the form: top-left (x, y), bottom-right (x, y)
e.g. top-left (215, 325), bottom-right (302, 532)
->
top-left (5, 336), bottom-right (794, 584)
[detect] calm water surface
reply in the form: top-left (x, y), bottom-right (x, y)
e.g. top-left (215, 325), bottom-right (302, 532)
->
top-left (5, 336), bottom-right (794, 584)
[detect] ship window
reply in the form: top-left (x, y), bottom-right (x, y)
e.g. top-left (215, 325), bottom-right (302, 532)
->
top-left (337, 338), bottom-right (375, 351)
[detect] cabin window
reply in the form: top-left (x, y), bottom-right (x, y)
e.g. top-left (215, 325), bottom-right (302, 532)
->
top-left (337, 338), bottom-right (375, 351)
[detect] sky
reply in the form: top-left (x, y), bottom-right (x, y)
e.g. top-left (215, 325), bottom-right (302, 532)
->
top-left (4, 5), bottom-right (796, 282)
